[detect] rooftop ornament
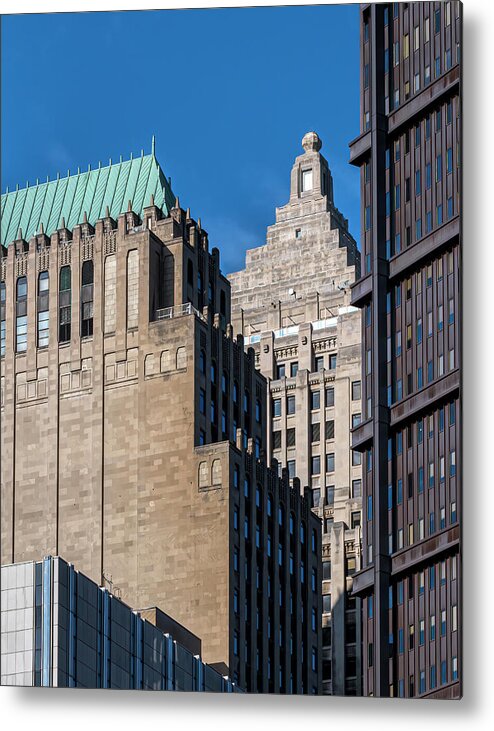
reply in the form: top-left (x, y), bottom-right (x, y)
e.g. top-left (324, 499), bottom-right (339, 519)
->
top-left (302, 131), bottom-right (322, 153)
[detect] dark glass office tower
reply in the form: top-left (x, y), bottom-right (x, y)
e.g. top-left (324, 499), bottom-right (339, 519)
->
top-left (349, 2), bottom-right (461, 699)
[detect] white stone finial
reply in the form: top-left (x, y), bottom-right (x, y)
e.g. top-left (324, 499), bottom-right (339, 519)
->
top-left (302, 131), bottom-right (322, 153)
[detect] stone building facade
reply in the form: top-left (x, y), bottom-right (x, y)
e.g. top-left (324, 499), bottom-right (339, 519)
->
top-left (229, 133), bottom-right (363, 695)
top-left (349, 2), bottom-right (461, 699)
top-left (1, 556), bottom-right (242, 691)
top-left (0, 150), bottom-right (321, 694)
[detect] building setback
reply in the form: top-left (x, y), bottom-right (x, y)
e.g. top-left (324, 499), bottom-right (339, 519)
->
top-left (0, 150), bottom-right (321, 694)
top-left (348, 2), bottom-right (461, 698)
top-left (1, 556), bottom-right (242, 691)
top-left (229, 133), bottom-right (363, 695)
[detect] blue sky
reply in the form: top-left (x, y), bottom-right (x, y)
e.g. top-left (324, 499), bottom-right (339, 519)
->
top-left (1, 5), bottom-right (361, 274)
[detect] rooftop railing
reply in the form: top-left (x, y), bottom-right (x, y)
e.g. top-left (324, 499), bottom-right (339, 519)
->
top-left (155, 302), bottom-right (204, 322)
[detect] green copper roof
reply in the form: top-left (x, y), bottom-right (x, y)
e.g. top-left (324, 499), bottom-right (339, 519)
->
top-left (1, 147), bottom-right (175, 247)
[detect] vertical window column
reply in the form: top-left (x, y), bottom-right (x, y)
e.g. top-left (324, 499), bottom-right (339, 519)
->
top-left (37, 271), bottom-right (49, 347)
top-left (15, 276), bottom-right (28, 353)
top-left (59, 266), bottom-right (71, 343)
top-left (81, 261), bottom-right (94, 337)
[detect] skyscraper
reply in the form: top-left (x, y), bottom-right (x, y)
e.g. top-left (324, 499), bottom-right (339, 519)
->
top-left (0, 149), bottom-right (321, 693)
top-left (229, 132), bottom-right (363, 695)
top-left (348, 2), bottom-right (461, 698)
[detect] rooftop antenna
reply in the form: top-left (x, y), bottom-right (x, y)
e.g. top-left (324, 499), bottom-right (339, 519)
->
top-left (151, 135), bottom-right (156, 156)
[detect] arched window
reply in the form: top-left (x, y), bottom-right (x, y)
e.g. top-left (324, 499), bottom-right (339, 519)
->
top-left (198, 462), bottom-right (208, 488)
top-left (37, 271), bottom-right (49, 348)
top-left (16, 276), bottom-right (27, 352)
top-left (1, 281), bottom-right (6, 357)
top-left (59, 266), bottom-right (71, 342)
top-left (278, 504), bottom-right (284, 527)
top-left (212, 459), bottom-right (222, 486)
top-left (311, 528), bottom-right (317, 553)
top-left (81, 261), bottom-right (94, 337)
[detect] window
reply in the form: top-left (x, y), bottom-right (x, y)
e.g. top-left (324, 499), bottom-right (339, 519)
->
top-left (287, 459), bottom-right (296, 479)
top-left (311, 488), bottom-right (320, 509)
top-left (325, 420), bottom-right (335, 440)
top-left (326, 453), bottom-right (335, 473)
top-left (414, 25), bottom-right (420, 50)
top-left (365, 206), bottom-right (371, 231)
top-left (314, 355), bottom-right (324, 372)
top-left (311, 423), bottom-right (320, 443)
top-left (416, 218), bottom-right (422, 240)
top-left (352, 413), bottom-right (361, 428)
top-left (277, 363), bottom-right (286, 379)
top-left (302, 169), bottom-right (313, 192)
top-left (393, 41), bottom-right (400, 67)
top-left (273, 398), bottom-right (281, 418)
top-left (419, 619), bottom-right (425, 645)
top-left (352, 479), bottom-right (361, 499)
top-left (199, 388), bottom-right (206, 414)
top-left (414, 170), bottom-right (421, 198)
top-left (59, 265), bottom-right (71, 342)
top-left (395, 184), bottom-right (401, 210)
top-left (450, 450), bottom-right (456, 477)
top-left (435, 8), bottom-right (441, 34)
top-left (37, 271), bottom-right (49, 348)
top-left (352, 450), bottom-right (361, 466)
top-left (287, 427), bottom-right (296, 448)
top-left (436, 154), bottom-right (443, 183)
top-left (16, 276), bottom-right (28, 353)
top-left (311, 456), bottom-right (321, 475)
top-left (287, 395), bottom-right (295, 415)
top-left (325, 387), bottom-right (334, 407)
top-left (290, 361), bottom-right (298, 377)
top-left (80, 260), bottom-right (94, 337)
top-left (311, 391), bottom-right (320, 410)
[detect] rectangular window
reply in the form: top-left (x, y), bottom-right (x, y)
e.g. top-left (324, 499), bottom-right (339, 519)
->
top-left (290, 361), bottom-right (298, 377)
top-left (352, 381), bottom-right (361, 400)
top-left (450, 450), bottom-right (456, 477)
top-left (415, 169), bottom-right (421, 195)
top-left (426, 162), bottom-right (431, 189)
top-left (287, 395), bottom-right (295, 415)
top-left (311, 456), bottom-right (321, 475)
top-left (416, 218), bottom-right (422, 240)
top-left (352, 479), bottom-right (362, 498)
top-left (311, 391), bottom-right (320, 410)
top-left (311, 423), bottom-right (320, 443)
top-left (302, 169), bottom-right (313, 192)
top-left (273, 398), bottom-right (281, 418)
top-left (325, 387), bottom-right (334, 407)
top-left (314, 355), bottom-right (324, 372)
top-left (287, 427), bottom-right (296, 448)
top-left (326, 453), bottom-right (335, 473)
top-left (325, 420), bottom-right (335, 440)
